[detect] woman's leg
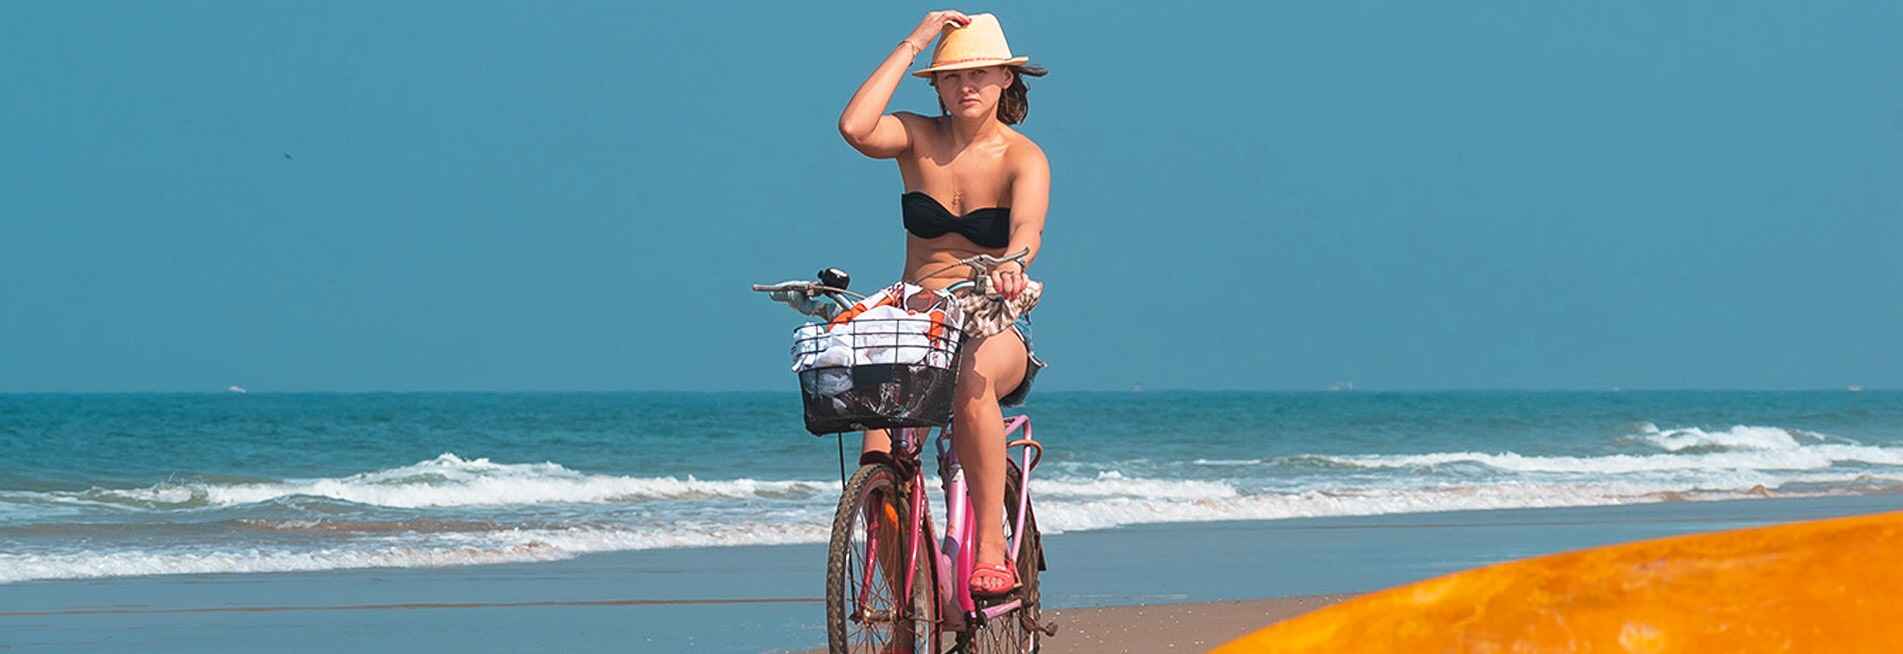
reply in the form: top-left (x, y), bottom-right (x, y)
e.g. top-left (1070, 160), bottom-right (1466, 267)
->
top-left (952, 330), bottom-right (1029, 588)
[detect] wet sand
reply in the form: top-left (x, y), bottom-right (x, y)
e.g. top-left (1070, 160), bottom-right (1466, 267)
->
top-left (1036, 595), bottom-right (1349, 653)
top-left (788, 595), bottom-right (1348, 654)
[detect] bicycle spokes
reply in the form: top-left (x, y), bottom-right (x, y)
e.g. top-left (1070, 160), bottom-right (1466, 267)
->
top-left (856, 492), bottom-right (903, 619)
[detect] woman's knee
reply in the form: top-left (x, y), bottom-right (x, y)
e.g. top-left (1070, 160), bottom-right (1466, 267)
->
top-left (959, 334), bottom-right (1026, 390)
top-left (954, 367), bottom-right (998, 407)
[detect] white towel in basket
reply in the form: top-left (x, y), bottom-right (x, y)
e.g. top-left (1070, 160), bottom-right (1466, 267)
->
top-left (791, 283), bottom-right (962, 374)
top-left (792, 314), bottom-right (953, 371)
top-left (851, 305), bottom-right (941, 367)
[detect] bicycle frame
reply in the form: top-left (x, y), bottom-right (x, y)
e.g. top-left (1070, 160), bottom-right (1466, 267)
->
top-left (869, 414), bottom-right (1042, 634)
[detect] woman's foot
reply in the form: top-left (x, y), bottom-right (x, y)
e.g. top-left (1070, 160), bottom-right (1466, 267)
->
top-left (969, 561), bottom-right (1020, 597)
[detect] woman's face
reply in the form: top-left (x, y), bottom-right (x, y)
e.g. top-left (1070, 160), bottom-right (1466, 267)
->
top-left (934, 66), bottom-right (1012, 120)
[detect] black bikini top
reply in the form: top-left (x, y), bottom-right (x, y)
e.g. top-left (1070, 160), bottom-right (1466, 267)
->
top-left (902, 192), bottom-right (1010, 249)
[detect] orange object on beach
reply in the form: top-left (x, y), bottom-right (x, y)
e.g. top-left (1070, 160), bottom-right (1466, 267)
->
top-left (1217, 510), bottom-right (1903, 653)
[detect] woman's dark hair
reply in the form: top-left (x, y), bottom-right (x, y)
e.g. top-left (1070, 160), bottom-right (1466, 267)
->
top-left (934, 65), bottom-right (1047, 125)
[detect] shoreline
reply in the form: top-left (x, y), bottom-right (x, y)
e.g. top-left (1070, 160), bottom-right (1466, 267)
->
top-left (6, 494), bottom-right (1903, 653)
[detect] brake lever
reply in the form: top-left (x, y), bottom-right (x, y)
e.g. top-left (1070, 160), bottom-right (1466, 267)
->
top-left (959, 249), bottom-right (1031, 297)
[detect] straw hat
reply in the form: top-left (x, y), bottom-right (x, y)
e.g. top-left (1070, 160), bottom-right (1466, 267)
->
top-left (912, 14), bottom-right (1035, 78)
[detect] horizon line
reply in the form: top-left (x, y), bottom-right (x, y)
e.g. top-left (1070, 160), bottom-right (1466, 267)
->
top-left (1, 387), bottom-right (1891, 395)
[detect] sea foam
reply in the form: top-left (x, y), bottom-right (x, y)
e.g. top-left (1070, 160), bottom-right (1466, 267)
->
top-left (77, 453), bottom-right (839, 509)
top-left (0, 522), bottom-right (829, 584)
top-left (1314, 425), bottom-right (1903, 474)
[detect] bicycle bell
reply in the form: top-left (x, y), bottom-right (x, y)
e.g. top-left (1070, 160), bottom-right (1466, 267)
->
top-left (817, 268), bottom-right (850, 290)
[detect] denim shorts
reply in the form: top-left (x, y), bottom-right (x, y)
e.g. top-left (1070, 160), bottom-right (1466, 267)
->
top-left (998, 313), bottom-right (1046, 408)
top-left (939, 281), bottom-right (1046, 407)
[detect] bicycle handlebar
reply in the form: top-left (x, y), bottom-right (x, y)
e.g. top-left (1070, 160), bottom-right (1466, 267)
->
top-left (750, 281), bottom-right (854, 296)
top-left (751, 280), bottom-right (860, 318)
top-left (751, 248), bottom-right (1031, 317)
top-left (957, 249), bottom-right (1030, 274)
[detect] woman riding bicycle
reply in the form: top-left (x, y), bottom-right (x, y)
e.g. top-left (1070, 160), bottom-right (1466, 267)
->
top-left (837, 10), bottom-right (1049, 598)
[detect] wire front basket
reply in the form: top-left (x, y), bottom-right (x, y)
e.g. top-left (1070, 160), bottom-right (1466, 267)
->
top-left (791, 316), bottom-right (965, 435)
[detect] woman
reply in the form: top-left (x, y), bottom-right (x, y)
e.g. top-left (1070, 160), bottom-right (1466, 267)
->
top-left (837, 10), bottom-right (1049, 597)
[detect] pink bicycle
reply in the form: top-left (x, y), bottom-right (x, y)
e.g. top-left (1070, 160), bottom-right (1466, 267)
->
top-left (754, 257), bottom-right (1054, 653)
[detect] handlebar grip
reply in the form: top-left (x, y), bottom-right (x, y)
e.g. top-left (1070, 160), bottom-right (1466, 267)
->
top-left (753, 281), bottom-right (813, 293)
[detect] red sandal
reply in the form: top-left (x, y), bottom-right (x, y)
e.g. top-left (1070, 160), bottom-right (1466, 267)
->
top-left (968, 561), bottom-right (1020, 597)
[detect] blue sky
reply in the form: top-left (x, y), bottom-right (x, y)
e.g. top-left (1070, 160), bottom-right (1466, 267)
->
top-left (2, 1), bottom-right (1898, 392)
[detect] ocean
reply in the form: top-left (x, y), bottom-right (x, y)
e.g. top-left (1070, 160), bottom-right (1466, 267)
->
top-left (4, 391), bottom-right (1901, 586)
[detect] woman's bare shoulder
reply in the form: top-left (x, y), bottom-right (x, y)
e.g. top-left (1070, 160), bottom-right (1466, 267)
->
top-left (1004, 131), bottom-right (1048, 171)
top-left (892, 112), bottom-right (938, 135)
top-left (891, 111), bottom-right (933, 124)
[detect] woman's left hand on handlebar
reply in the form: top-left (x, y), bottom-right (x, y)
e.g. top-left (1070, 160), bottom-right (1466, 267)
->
top-left (990, 260), bottom-right (1027, 299)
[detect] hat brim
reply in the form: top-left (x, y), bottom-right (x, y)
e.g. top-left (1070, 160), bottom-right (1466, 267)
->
top-left (912, 56), bottom-right (1032, 78)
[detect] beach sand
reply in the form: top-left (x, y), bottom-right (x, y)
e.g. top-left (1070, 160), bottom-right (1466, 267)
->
top-left (786, 595), bottom-right (1349, 654)
top-left (4, 494), bottom-right (1900, 653)
top-left (1036, 595), bottom-right (1348, 653)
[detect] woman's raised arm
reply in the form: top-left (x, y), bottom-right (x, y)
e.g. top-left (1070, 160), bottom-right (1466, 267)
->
top-left (837, 11), bottom-right (969, 158)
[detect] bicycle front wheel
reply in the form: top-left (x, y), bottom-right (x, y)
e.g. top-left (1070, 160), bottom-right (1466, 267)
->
top-left (827, 463), bottom-right (938, 654)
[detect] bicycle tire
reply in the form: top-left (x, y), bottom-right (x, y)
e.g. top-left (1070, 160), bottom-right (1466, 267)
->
top-left (965, 458), bottom-right (1043, 654)
top-left (827, 463), bottom-right (939, 654)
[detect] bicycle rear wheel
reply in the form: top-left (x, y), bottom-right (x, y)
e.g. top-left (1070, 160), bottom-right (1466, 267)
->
top-left (827, 463), bottom-right (939, 654)
top-left (965, 458), bottom-right (1043, 653)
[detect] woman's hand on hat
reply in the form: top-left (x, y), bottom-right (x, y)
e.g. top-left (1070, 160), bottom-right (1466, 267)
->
top-left (906, 10), bottom-right (971, 51)
top-left (989, 259), bottom-right (1026, 300)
